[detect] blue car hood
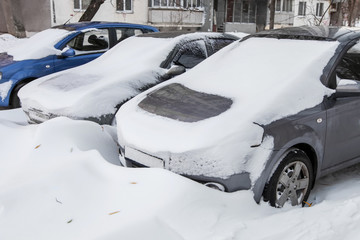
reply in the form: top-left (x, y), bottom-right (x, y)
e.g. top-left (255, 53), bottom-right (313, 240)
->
top-left (0, 53), bottom-right (15, 68)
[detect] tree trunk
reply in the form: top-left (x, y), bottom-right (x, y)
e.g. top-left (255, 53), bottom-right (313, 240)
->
top-left (269, 0), bottom-right (275, 29)
top-left (79, 0), bottom-right (105, 22)
top-left (351, 0), bottom-right (360, 26)
top-left (348, 0), bottom-right (352, 26)
top-left (1, 0), bottom-right (26, 38)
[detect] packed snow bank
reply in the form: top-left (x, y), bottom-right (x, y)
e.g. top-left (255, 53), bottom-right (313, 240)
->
top-left (1, 110), bottom-right (360, 239)
top-left (0, 108), bottom-right (27, 125)
top-left (7, 29), bottom-right (72, 61)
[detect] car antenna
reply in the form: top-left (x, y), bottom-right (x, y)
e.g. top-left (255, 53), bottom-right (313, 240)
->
top-left (64, 13), bottom-right (77, 25)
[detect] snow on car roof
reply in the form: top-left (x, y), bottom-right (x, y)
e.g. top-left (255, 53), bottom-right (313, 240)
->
top-left (7, 28), bottom-right (73, 61)
top-left (116, 37), bottom-right (339, 181)
top-left (250, 26), bottom-right (359, 41)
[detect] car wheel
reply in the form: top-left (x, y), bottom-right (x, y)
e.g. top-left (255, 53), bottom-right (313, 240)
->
top-left (265, 149), bottom-right (313, 207)
top-left (10, 83), bottom-right (25, 108)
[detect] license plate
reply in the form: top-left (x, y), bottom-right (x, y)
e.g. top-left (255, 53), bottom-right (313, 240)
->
top-left (125, 147), bottom-right (164, 168)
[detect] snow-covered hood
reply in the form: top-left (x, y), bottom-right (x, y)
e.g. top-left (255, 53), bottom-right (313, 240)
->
top-left (117, 37), bottom-right (339, 180)
top-left (19, 36), bottom-right (182, 118)
top-left (7, 29), bottom-right (72, 61)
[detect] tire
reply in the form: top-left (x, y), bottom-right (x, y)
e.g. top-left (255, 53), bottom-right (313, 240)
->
top-left (10, 83), bottom-right (25, 108)
top-left (264, 149), bottom-right (314, 207)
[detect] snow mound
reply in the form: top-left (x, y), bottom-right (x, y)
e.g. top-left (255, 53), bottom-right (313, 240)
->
top-left (1, 110), bottom-right (360, 239)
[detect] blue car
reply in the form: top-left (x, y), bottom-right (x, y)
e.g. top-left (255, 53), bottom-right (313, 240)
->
top-left (0, 21), bottom-right (158, 108)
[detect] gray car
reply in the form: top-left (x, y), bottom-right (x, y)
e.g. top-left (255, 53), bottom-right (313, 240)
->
top-left (116, 26), bottom-right (360, 207)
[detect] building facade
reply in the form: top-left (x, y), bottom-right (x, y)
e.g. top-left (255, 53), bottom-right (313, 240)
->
top-left (272, 0), bottom-right (330, 27)
top-left (213, 0), bottom-right (268, 33)
top-left (0, 0), bottom-right (51, 36)
top-left (0, 0), bottom-right (333, 37)
top-left (51, 0), bottom-right (211, 32)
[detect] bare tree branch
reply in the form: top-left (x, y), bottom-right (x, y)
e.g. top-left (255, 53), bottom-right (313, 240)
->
top-left (319, 0), bottom-right (334, 25)
top-left (79, 0), bottom-right (105, 22)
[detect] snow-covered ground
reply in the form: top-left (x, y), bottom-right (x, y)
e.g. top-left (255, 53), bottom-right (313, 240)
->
top-left (2, 34), bottom-right (360, 240)
top-left (1, 111), bottom-right (360, 240)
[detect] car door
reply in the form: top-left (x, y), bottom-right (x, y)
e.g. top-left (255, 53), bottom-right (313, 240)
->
top-left (53, 28), bottom-right (110, 72)
top-left (115, 28), bottom-right (144, 43)
top-left (323, 40), bottom-right (360, 169)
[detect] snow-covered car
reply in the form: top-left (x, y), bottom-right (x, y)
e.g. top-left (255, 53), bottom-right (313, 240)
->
top-left (116, 26), bottom-right (360, 207)
top-left (19, 32), bottom-right (238, 124)
top-left (0, 21), bottom-right (158, 108)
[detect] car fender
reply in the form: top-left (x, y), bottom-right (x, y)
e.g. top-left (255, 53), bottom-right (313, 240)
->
top-left (1, 72), bottom-right (37, 106)
top-left (252, 115), bottom-right (326, 203)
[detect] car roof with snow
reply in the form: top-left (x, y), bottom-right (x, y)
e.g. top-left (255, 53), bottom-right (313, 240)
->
top-left (137, 31), bottom-right (238, 40)
top-left (247, 26), bottom-right (360, 42)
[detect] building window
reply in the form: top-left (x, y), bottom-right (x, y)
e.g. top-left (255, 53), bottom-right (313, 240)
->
top-left (227, 0), bottom-right (256, 23)
top-left (74, 0), bottom-right (90, 11)
top-left (282, 0), bottom-right (292, 12)
top-left (316, 2), bottom-right (324, 16)
top-left (150, 0), bottom-right (203, 8)
top-left (275, 0), bottom-right (281, 11)
top-left (117, 0), bottom-right (132, 12)
top-left (298, 1), bottom-right (306, 16)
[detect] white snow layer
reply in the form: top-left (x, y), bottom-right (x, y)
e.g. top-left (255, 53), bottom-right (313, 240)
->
top-left (0, 34), bottom-right (22, 53)
top-left (0, 80), bottom-right (12, 101)
top-left (1, 110), bottom-right (360, 240)
top-left (19, 33), bottom-right (225, 119)
top-left (226, 31), bottom-right (249, 39)
top-left (7, 29), bottom-right (72, 61)
top-left (116, 38), bottom-right (338, 180)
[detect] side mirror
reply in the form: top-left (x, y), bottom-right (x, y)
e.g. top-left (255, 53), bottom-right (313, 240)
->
top-left (163, 65), bottom-right (186, 80)
top-left (334, 79), bottom-right (360, 98)
top-left (58, 47), bottom-right (75, 58)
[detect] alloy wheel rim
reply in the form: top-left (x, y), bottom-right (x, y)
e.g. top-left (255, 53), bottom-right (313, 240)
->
top-left (275, 161), bottom-right (310, 207)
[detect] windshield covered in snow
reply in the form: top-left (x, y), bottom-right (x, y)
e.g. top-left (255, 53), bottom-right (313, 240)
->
top-left (7, 29), bottom-right (72, 61)
top-left (139, 83), bottom-right (233, 122)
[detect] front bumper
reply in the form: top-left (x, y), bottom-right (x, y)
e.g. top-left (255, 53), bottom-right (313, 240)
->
top-left (24, 108), bottom-right (58, 124)
top-left (120, 146), bottom-right (251, 192)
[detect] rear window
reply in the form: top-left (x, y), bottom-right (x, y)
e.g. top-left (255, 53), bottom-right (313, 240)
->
top-left (138, 83), bottom-right (233, 122)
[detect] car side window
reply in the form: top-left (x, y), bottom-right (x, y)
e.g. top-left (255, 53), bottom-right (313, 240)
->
top-left (336, 42), bottom-right (360, 82)
top-left (173, 40), bottom-right (207, 69)
top-left (116, 28), bottom-right (143, 43)
top-left (207, 38), bottom-right (235, 56)
top-left (66, 29), bottom-right (109, 55)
